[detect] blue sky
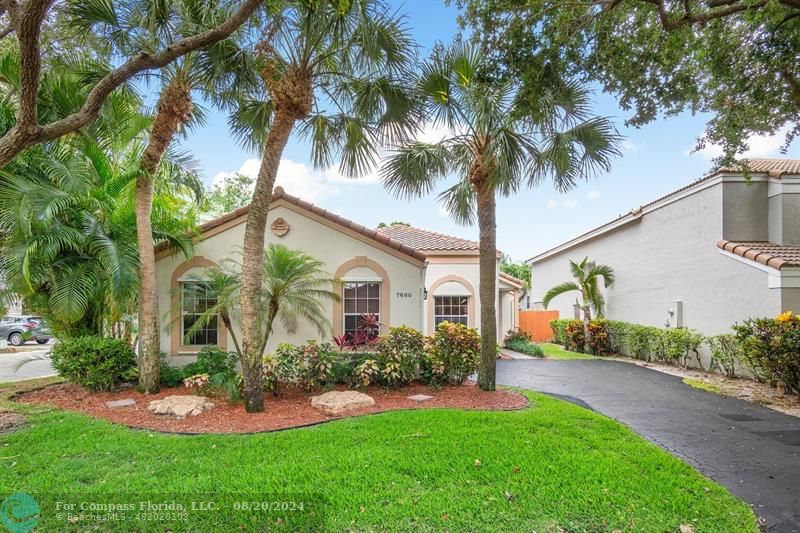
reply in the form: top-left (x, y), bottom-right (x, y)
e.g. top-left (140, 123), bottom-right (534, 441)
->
top-left (179, 0), bottom-right (799, 262)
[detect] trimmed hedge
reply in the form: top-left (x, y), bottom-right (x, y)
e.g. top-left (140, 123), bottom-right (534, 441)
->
top-left (550, 318), bottom-right (703, 367)
top-left (733, 312), bottom-right (800, 393)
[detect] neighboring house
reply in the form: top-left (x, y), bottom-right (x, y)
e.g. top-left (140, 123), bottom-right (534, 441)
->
top-left (155, 187), bottom-right (522, 361)
top-left (526, 158), bottom-right (800, 337)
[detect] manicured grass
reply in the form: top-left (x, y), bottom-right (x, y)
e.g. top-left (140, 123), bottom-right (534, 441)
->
top-left (0, 386), bottom-right (756, 531)
top-left (683, 377), bottom-right (723, 394)
top-left (541, 342), bottom-right (597, 360)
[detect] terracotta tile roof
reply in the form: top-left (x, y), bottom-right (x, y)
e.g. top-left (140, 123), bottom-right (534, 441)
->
top-left (718, 240), bottom-right (800, 270)
top-left (376, 224), bottom-right (480, 252)
top-left (719, 158), bottom-right (800, 177)
top-left (158, 187), bottom-right (427, 262)
top-left (499, 271), bottom-right (525, 288)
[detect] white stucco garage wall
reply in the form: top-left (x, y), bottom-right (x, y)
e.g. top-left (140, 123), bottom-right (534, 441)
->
top-left (529, 181), bottom-right (780, 337)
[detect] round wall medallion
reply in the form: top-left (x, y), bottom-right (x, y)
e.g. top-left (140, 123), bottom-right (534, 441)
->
top-left (271, 217), bottom-right (290, 237)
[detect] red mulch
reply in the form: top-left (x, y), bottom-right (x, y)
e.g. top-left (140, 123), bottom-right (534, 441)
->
top-left (16, 382), bottom-right (528, 434)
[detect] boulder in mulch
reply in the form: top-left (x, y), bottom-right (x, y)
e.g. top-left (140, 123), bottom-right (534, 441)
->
top-left (148, 395), bottom-right (214, 419)
top-left (106, 399), bottom-right (136, 409)
top-left (311, 390), bottom-right (375, 415)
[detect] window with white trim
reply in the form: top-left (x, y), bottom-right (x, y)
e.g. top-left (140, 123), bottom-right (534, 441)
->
top-left (181, 281), bottom-right (218, 346)
top-left (343, 281), bottom-right (380, 339)
top-left (434, 295), bottom-right (469, 326)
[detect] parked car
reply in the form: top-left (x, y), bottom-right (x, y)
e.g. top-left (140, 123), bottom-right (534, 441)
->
top-left (0, 315), bottom-right (52, 346)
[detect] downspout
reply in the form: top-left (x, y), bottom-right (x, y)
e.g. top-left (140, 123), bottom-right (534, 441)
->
top-left (420, 260), bottom-right (428, 333)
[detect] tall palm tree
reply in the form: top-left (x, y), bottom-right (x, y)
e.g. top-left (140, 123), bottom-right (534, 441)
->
top-left (542, 257), bottom-right (615, 342)
top-left (229, 0), bottom-right (418, 412)
top-left (66, 0), bottom-right (260, 392)
top-left (183, 244), bottom-right (339, 360)
top-left (0, 126), bottom-right (199, 337)
top-left (381, 44), bottom-right (621, 390)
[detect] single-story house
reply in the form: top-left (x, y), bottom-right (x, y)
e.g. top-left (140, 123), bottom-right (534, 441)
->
top-left (526, 158), bottom-right (800, 337)
top-left (155, 187), bottom-right (522, 361)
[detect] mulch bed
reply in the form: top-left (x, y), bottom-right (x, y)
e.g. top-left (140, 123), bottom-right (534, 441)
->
top-left (16, 382), bottom-right (528, 434)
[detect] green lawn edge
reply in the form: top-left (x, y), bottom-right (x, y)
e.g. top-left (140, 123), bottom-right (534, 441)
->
top-left (0, 382), bottom-right (758, 532)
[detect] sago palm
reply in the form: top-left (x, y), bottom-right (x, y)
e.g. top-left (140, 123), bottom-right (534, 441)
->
top-left (66, 0), bottom-right (260, 391)
top-left (228, 0), bottom-right (418, 412)
top-left (542, 257), bottom-right (615, 341)
top-left (381, 44), bottom-right (621, 390)
top-left (182, 244), bottom-right (339, 361)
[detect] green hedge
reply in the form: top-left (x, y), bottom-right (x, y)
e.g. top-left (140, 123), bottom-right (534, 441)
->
top-left (549, 318), bottom-right (703, 367)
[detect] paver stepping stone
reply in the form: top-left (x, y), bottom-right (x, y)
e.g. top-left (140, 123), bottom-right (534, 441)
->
top-left (407, 394), bottom-right (434, 402)
top-left (105, 399), bottom-right (136, 409)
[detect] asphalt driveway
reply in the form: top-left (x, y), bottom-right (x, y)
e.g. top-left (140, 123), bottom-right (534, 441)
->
top-left (497, 359), bottom-right (800, 532)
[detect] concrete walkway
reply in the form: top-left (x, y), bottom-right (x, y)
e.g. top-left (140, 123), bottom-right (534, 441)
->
top-left (497, 359), bottom-right (800, 531)
top-left (0, 349), bottom-right (55, 382)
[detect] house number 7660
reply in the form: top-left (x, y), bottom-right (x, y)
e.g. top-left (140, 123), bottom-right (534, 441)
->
top-left (395, 291), bottom-right (413, 298)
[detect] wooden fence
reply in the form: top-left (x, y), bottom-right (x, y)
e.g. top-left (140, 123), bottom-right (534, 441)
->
top-left (518, 310), bottom-right (559, 342)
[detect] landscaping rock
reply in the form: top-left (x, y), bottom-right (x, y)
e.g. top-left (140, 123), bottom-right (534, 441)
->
top-left (407, 394), bottom-right (434, 402)
top-left (311, 391), bottom-right (375, 415)
top-left (105, 399), bottom-right (136, 409)
top-left (148, 395), bottom-right (214, 419)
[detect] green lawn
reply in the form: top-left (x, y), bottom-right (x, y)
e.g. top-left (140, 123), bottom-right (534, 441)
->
top-left (541, 342), bottom-right (597, 360)
top-left (0, 382), bottom-right (756, 531)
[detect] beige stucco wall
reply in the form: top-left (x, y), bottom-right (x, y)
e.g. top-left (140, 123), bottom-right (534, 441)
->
top-left (156, 203), bottom-right (424, 362)
top-left (529, 181), bottom-right (781, 339)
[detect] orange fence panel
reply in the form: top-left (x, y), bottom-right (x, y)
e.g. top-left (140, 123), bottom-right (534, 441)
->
top-left (518, 310), bottom-right (559, 342)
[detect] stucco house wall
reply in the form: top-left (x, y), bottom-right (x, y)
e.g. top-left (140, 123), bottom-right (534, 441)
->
top-left (156, 190), bottom-right (520, 363)
top-left (530, 182), bottom-right (780, 336)
top-left (156, 200), bottom-right (425, 363)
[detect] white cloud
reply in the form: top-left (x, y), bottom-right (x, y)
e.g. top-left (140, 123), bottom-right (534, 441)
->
top-left (562, 198), bottom-right (578, 209)
top-left (693, 126), bottom-right (790, 160)
top-left (588, 190), bottom-right (601, 200)
top-left (546, 199), bottom-right (557, 209)
top-left (621, 139), bottom-right (638, 152)
top-left (212, 157), bottom-right (382, 205)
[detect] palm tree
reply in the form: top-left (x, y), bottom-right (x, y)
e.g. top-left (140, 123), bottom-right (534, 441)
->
top-left (0, 127), bottom-right (199, 338)
top-left (183, 244), bottom-right (339, 361)
top-left (381, 44), bottom-right (621, 390)
top-left (542, 257), bottom-right (615, 333)
top-left (229, 0), bottom-right (418, 412)
top-left (66, 0), bottom-right (259, 392)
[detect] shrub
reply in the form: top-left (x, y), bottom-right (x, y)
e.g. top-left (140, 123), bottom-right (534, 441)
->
top-left (51, 336), bottom-right (136, 392)
top-left (707, 334), bottom-right (739, 378)
top-left (354, 358), bottom-right (380, 388)
top-left (373, 326), bottom-right (425, 388)
top-left (505, 338), bottom-right (544, 357)
top-left (159, 354), bottom-right (186, 387)
top-left (564, 319), bottom-right (586, 352)
top-left (182, 346), bottom-right (238, 377)
top-left (733, 312), bottom-right (800, 393)
top-left (586, 319), bottom-right (611, 355)
top-left (421, 321), bottom-right (480, 386)
top-left (263, 341), bottom-right (337, 394)
top-left (549, 319), bottom-right (570, 345)
top-left (503, 328), bottom-right (531, 345)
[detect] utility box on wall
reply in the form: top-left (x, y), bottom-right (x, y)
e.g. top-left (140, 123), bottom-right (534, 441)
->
top-left (671, 300), bottom-right (684, 328)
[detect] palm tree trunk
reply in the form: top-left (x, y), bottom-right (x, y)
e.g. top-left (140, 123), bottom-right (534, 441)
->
top-left (475, 182), bottom-right (497, 391)
top-left (239, 108), bottom-right (296, 413)
top-left (135, 79), bottom-right (193, 393)
top-left (220, 312), bottom-right (242, 358)
top-left (582, 297), bottom-right (592, 353)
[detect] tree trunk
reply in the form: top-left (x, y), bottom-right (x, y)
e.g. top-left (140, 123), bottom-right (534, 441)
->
top-left (475, 182), bottom-right (498, 391)
top-left (136, 79), bottom-right (193, 393)
top-left (239, 109), bottom-right (296, 413)
top-left (582, 303), bottom-right (592, 354)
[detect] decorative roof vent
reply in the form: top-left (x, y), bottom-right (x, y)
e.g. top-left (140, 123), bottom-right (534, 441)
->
top-left (271, 217), bottom-right (290, 237)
